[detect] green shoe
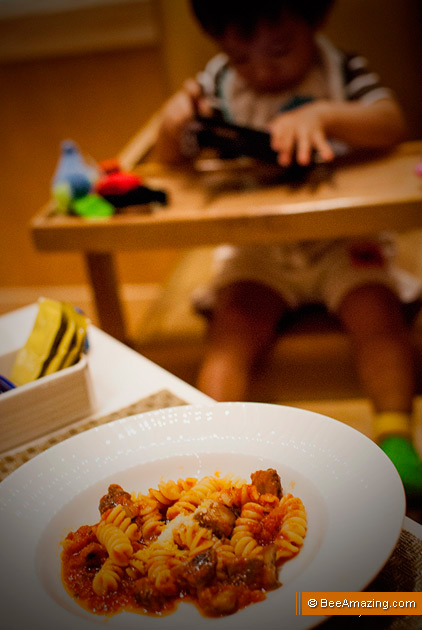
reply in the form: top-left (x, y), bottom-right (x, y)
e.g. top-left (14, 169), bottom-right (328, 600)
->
top-left (380, 436), bottom-right (422, 501)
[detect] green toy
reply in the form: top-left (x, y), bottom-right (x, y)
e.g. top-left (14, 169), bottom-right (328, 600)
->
top-left (380, 436), bottom-right (422, 501)
top-left (72, 194), bottom-right (114, 218)
top-left (52, 181), bottom-right (72, 214)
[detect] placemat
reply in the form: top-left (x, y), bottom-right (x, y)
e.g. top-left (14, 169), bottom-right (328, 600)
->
top-left (311, 529), bottom-right (422, 630)
top-left (0, 388), bottom-right (187, 481)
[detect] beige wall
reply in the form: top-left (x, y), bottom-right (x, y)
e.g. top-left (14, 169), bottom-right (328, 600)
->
top-left (1, 45), bottom-right (176, 289)
top-left (1, 0), bottom-right (421, 300)
top-left (324, 0), bottom-right (422, 141)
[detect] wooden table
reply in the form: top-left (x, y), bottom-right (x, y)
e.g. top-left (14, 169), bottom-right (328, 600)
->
top-left (31, 141), bottom-right (422, 341)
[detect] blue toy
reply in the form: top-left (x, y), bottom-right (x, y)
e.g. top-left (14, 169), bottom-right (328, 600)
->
top-left (51, 140), bottom-right (98, 211)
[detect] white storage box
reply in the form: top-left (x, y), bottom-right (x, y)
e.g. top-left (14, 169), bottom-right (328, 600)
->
top-left (0, 306), bottom-right (97, 453)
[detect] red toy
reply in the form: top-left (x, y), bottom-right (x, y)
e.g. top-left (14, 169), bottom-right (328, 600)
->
top-left (95, 159), bottom-right (167, 209)
top-left (95, 159), bottom-right (144, 196)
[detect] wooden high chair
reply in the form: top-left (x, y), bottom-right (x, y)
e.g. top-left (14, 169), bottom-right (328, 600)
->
top-left (31, 106), bottom-right (422, 403)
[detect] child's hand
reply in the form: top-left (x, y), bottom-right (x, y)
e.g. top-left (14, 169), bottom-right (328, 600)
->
top-left (155, 78), bottom-right (213, 164)
top-left (268, 101), bottom-right (335, 167)
top-left (160, 79), bottom-right (203, 136)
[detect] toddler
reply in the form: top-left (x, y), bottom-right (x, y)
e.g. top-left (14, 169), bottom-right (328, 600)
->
top-left (155, 0), bottom-right (422, 501)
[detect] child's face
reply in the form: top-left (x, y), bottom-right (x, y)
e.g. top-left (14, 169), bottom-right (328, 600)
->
top-left (218, 14), bottom-right (317, 93)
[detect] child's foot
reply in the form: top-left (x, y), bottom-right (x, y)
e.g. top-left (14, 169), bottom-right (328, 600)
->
top-left (379, 436), bottom-right (422, 501)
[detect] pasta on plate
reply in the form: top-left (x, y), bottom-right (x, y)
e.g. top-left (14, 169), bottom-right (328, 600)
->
top-left (61, 468), bottom-right (307, 618)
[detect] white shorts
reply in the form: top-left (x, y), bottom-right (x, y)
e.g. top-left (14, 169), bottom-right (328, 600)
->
top-left (193, 237), bottom-right (422, 314)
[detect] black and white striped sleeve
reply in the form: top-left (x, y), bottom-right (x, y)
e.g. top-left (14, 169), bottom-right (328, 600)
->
top-left (342, 53), bottom-right (393, 104)
top-left (196, 53), bottom-right (230, 101)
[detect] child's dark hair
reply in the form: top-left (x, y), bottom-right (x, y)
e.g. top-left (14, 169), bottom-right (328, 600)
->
top-left (190, 0), bottom-right (335, 39)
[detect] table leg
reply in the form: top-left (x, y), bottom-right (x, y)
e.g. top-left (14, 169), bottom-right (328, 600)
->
top-left (84, 252), bottom-right (127, 343)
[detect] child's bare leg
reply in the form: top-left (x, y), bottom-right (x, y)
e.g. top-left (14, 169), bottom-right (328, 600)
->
top-left (197, 281), bottom-right (287, 401)
top-left (337, 283), bottom-right (422, 498)
top-left (337, 283), bottom-right (415, 413)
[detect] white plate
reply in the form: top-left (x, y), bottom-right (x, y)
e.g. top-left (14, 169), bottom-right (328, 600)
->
top-left (0, 402), bottom-right (405, 630)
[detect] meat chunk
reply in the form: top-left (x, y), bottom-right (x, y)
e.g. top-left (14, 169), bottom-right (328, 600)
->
top-left (194, 500), bottom-right (236, 538)
top-left (61, 525), bottom-right (97, 555)
top-left (98, 483), bottom-right (136, 516)
top-left (133, 577), bottom-right (167, 612)
top-left (174, 548), bottom-right (217, 591)
top-left (227, 546), bottom-right (280, 590)
top-left (198, 585), bottom-right (238, 617)
top-left (251, 469), bottom-right (282, 498)
top-left (79, 542), bottom-right (108, 570)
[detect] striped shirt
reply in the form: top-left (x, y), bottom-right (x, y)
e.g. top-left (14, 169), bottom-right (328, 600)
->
top-left (197, 35), bottom-right (392, 130)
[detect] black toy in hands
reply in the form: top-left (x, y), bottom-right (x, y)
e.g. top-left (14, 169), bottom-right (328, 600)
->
top-left (192, 115), bottom-right (280, 164)
top-left (188, 114), bottom-right (327, 170)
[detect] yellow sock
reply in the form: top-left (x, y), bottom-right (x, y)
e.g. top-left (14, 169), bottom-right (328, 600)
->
top-left (373, 411), bottom-right (412, 443)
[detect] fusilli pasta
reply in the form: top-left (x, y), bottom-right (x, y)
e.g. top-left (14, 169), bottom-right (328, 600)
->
top-left (101, 504), bottom-right (139, 541)
top-left (95, 522), bottom-right (133, 565)
top-left (61, 468), bottom-right (306, 619)
top-left (92, 558), bottom-right (124, 596)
